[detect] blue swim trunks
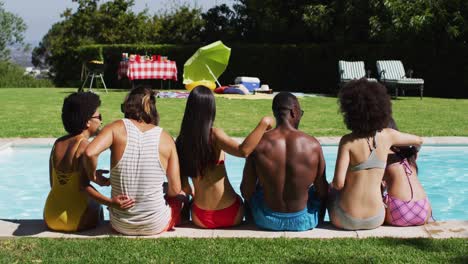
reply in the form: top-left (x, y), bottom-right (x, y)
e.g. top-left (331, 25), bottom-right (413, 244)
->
top-left (249, 186), bottom-right (321, 231)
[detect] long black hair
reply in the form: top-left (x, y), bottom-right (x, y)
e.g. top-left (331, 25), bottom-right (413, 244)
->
top-left (176, 86), bottom-right (217, 178)
top-left (388, 118), bottom-right (418, 172)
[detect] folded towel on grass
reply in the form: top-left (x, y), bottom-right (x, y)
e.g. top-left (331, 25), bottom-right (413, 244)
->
top-left (157, 91), bottom-right (190, 98)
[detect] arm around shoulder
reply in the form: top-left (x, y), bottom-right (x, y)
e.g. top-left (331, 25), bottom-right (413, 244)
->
top-left (213, 116), bottom-right (274, 158)
top-left (385, 128), bottom-right (423, 148)
top-left (83, 122), bottom-right (115, 183)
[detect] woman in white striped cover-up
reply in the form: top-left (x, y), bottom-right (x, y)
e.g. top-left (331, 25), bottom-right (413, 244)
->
top-left (84, 86), bottom-right (185, 235)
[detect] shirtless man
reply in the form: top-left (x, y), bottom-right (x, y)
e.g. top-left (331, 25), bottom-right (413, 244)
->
top-left (241, 92), bottom-right (328, 231)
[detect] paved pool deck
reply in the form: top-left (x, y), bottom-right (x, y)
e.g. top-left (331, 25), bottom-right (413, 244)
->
top-left (0, 220), bottom-right (467, 239)
top-left (1, 137), bottom-right (467, 239)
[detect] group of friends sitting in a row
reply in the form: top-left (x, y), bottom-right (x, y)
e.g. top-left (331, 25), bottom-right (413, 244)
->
top-left (44, 79), bottom-right (431, 235)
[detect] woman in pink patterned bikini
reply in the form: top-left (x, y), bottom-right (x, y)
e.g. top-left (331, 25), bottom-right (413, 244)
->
top-left (383, 119), bottom-right (432, 226)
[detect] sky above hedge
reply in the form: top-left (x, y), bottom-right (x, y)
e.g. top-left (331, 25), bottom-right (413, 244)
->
top-left (3, 0), bottom-right (232, 44)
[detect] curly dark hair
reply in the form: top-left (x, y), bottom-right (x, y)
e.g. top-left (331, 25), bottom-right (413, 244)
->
top-left (62, 92), bottom-right (101, 135)
top-left (338, 78), bottom-right (392, 136)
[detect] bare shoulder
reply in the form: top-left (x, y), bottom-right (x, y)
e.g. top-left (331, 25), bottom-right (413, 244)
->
top-left (108, 119), bottom-right (125, 130)
top-left (160, 129), bottom-right (175, 144)
top-left (339, 133), bottom-right (354, 146)
top-left (76, 138), bottom-right (90, 158)
top-left (254, 129), bottom-right (275, 150)
top-left (52, 136), bottom-right (67, 150)
top-left (160, 130), bottom-right (177, 156)
top-left (294, 131), bottom-right (322, 150)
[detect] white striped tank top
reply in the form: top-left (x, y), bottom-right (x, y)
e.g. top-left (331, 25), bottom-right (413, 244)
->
top-left (110, 119), bottom-right (171, 235)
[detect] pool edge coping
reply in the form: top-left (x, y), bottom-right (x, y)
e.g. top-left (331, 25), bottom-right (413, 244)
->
top-left (0, 220), bottom-right (467, 239)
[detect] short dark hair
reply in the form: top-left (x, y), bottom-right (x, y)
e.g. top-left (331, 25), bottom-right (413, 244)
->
top-left (61, 92), bottom-right (101, 135)
top-left (272, 92), bottom-right (298, 119)
top-left (338, 78), bottom-right (392, 136)
top-left (122, 85), bottom-right (159, 125)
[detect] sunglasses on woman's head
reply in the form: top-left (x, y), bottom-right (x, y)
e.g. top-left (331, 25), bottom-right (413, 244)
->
top-left (91, 114), bottom-right (102, 121)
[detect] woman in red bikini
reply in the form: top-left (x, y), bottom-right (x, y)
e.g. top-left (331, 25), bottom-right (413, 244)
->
top-left (176, 86), bottom-right (273, 229)
top-left (383, 118), bottom-right (432, 226)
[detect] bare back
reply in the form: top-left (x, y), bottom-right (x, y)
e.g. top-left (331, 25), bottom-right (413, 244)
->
top-left (53, 136), bottom-right (86, 173)
top-left (252, 128), bottom-right (324, 212)
top-left (191, 148), bottom-right (239, 210)
top-left (337, 134), bottom-right (389, 217)
top-left (384, 156), bottom-right (427, 201)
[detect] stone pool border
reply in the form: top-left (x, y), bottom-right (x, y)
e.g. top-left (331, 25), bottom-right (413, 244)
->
top-left (1, 137), bottom-right (467, 239)
top-left (0, 219), bottom-right (467, 239)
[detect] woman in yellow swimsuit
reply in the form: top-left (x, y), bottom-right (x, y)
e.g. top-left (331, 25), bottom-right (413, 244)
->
top-left (44, 92), bottom-right (134, 232)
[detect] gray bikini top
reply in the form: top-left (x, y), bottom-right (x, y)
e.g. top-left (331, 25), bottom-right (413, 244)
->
top-left (350, 132), bottom-right (386, 171)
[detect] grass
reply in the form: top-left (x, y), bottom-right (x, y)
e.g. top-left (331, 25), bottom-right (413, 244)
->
top-left (0, 237), bottom-right (466, 263)
top-left (0, 88), bottom-right (467, 138)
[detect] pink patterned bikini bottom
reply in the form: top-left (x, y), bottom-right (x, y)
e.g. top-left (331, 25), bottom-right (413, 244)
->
top-left (384, 195), bottom-right (430, 226)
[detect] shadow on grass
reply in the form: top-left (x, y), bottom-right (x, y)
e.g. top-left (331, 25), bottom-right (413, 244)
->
top-left (368, 237), bottom-right (465, 254)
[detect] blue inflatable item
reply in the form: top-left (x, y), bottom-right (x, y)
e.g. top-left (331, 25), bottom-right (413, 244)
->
top-left (224, 87), bottom-right (246, 95)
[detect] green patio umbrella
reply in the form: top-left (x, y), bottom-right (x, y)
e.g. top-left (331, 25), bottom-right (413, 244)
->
top-left (183, 41), bottom-right (231, 87)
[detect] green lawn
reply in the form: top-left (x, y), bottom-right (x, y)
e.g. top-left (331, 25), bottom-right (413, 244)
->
top-left (0, 88), bottom-right (467, 138)
top-left (0, 237), bottom-right (466, 263)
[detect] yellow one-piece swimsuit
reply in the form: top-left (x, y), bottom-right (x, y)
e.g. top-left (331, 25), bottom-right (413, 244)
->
top-left (43, 138), bottom-right (88, 232)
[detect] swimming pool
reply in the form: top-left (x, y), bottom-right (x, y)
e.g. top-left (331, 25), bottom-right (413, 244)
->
top-left (0, 145), bottom-right (466, 220)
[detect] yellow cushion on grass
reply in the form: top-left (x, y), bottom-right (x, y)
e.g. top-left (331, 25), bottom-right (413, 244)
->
top-left (185, 80), bottom-right (216, 91)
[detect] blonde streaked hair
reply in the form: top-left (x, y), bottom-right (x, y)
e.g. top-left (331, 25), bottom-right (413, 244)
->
top-left (122, 85), bottom-right (159, 125)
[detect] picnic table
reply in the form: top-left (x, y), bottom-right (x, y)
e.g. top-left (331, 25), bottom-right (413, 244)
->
top-left (118, 60), bottom-right (178, 88)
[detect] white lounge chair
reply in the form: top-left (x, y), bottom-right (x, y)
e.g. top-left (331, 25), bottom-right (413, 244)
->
top-left (338, 60), bottom-right (377, 89)
top-left (376, 60), bottom-right (424, 99)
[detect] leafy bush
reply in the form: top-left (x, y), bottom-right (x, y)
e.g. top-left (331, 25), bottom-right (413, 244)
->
top-left (0, 61), bottom-right (54, 88)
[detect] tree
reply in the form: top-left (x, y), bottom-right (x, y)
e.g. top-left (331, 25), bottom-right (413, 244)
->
top-left (234, 0), bottom-right (312, 43)
top-left (0, 1), bottom-right (27, 60)
top-left (368, 0), bottom-right (468, 44)
top-left (201, 4), bottom-right (242, 42)
top-left (32, 0), bottom-right (152, 84)
top-left (156, 5), bottom-right (204, 44)
top-left (32, 0), bottom-right (207, 85)
top-left (302, 2), bottom-right (335, 41)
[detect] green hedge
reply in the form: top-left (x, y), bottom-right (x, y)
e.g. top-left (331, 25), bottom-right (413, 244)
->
top-left (0, 61), bottom-right (54, 88)
top-left (73, 43), bottom-right (468, 98)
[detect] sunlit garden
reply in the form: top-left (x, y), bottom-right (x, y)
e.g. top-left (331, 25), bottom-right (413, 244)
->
top-left (1, 0), bottom-right (468, 263)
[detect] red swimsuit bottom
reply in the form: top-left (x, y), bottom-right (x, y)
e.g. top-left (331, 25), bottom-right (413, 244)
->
top-left (192, 196), bottom-right (242, 229)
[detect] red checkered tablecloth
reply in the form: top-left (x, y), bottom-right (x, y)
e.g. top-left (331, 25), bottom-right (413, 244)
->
top-left (118, 60), bottom-right (178, 81)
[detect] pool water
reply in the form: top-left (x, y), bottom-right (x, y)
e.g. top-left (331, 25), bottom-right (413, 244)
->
top-left (0, 145), bottom-right (466, 220)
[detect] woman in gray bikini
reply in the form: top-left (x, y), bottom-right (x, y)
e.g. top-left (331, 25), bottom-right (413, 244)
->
top-left (329, 79), bottom-right (423, 230)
